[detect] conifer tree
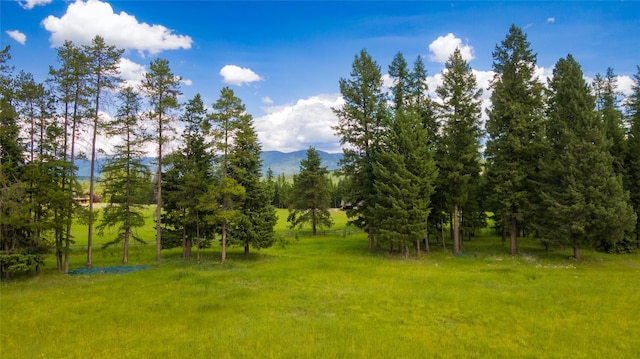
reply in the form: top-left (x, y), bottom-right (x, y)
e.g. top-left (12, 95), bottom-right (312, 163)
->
top-left (485, 25), bottom-right (546, 255)
top-left (83, 36), bottom-right (123, 268)
top-left (230, 112), bottom-right (277, 255)
top-left (288, 147), bottom-right (333, 235)
top-left (97, 87), bottom-right (150, 264)
top-left (625, 66), bottom-right (640, 246)
top-left (333, 49), bottom-right (388, 249)
top-left (434, 48), bottom-right (483, 255)
top-left (141, 58), bottom-right (181, 262)
top-left (206, 87), bottom-right (247, 262)
top-left (162, 94), bottom-right (214, 259)
top-left (539, 55), bottom-right (635, 258)
top-left (378, 52), bottom-right (437, 255)
top-left (593, 68), bottom-right (627, 177)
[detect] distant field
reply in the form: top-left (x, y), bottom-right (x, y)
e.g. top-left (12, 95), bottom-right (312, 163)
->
top-left (2, 208), bottom-right (639, 358)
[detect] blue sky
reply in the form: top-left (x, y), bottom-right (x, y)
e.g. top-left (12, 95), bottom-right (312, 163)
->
top-left (2, 0), bottom-right (639, 153)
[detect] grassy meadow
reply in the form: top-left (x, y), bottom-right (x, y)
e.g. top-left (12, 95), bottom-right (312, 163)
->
top-left (2, 208), bottom-right (640, 358)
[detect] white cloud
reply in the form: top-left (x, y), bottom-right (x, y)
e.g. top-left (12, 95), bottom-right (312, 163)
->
top-left (428, 33), bottom-right (475, 64)
top-left (262, 96), bottom-right (274, 104)
top-left (255, 94), bottom-right (344, 153)
top-left (6, 30), bottom-right (26, 45)
top-left (617, 75), bottom-right (635, 96)
top-left (117, 57), bottom-right (147, 88)
top-left (181, 79), bottom-right (193, 86)
top-left (219, 65), bottom-right (263, 86)
top-left (42, 0), bottom-right (192, 55)
top-left (547, 17), bottom-right (555, 23)
top-left (18, 0), bottom-right (52, 10)
top-left (534, 65), bottom-right (554, 84)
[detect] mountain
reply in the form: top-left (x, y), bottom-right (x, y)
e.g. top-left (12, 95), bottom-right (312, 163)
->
top-left (74, 151), bottom-right (342, 177)
top-left (260, 150), bottom-right (342, 176)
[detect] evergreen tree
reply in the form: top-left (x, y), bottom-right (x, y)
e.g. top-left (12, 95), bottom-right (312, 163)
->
top-left (229, 112), bottom-right (277, 256)
top-left (485, 25), bottom-right (546, 254)
top-left (377, 52), bottom-right (437, 256)
top-left (593, 68), bottom-right (627, 177)
top-left (625, 66), bottom-right (640, 246)
top-left (140, 58), bottom-right (181, 262)
top-left (97, 87), bottom-right (150, 264)
top-left (434, 48), bottom-right (483, 255)
top-left (83, 36), bottom-right (123, 268)
top-left (287, 147), bottom-right (333, 235)
top-left (538, 55), bottom-right (635, 258)
top-left (333, 49), bottom-right (389, 249)
top-left (48, 40), bottom-right (90, 272)
top-left (162, 94), bottom-right (215, 259)
top-left (206, 87), bottom-right (247, 262)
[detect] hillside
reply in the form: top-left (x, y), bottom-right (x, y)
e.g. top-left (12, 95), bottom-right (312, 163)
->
top-left (75, 150), bottom-right (342, 178)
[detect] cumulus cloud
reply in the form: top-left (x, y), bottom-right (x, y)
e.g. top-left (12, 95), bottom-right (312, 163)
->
top-left (117, 57), bottom-right (147, 88)
top-left (617, 75), bottom-right (635, 96)
top-left (42, 0), bottom-right (192, 55)
top-left (6, 30), bottom-right (27, 45)
top-left (19, 0), bottom-right (52, 9)
top-left (219, 65), bottom-right (263, 86)
top-left (547, 17), bottom-right (555, 23)
top-left (262, 96), bottom-right (274, 104)
top-left (255, 94), bottom-right (344, 152)
top-left (428, 33), bottom-right (475, 64)
top-left (181, 79), bottom-right (192, 86)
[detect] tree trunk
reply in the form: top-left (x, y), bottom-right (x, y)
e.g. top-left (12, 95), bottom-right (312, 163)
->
top-left (368, 225), bottom-right (374, 250)
top-left (453, 205), bottom-right (460, 255)
top-left (123, 229), bottom-right (129, 265)
top-left (156, 116), bottom-right (163, 263)
top-left (573, 245), bottom-right (581, 260)
top-left (221, 220), bottom-right (227, 262)
top-left (244, 244), bottom-right (250, 257)
top-left (416, 240), bottom-right (421, 256)
top-left (424, 218), bottom-right (430, 253)
top-left (441, 218), bottom-right (446, 250)
top-left (510, 216), bottom-right (517, 255)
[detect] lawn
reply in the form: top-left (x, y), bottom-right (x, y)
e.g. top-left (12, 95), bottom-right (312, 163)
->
top-left (1, 208), bottom-right (639, 358)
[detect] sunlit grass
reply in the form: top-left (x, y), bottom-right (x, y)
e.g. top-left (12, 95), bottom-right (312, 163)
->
top-left (2, 208), bottom-right (639, 358)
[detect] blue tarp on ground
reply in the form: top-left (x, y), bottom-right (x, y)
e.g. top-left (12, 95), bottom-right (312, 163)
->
top-left (68, 265), bottom-right (153, 275)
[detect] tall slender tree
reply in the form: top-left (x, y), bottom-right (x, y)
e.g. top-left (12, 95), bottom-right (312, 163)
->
top-left (288, 147), bottom-right (333, 235)
top-left (208, 87), bottom-right (246, 262)
top-left (49, 40), bottom-right (90, 272)
top-left (140, 58), bottom-right (181, 262)
top-left (434, 48), bottom-right (483, 255)
top-left (485, 25), bottom-right (546, 255)
top-left (593, 68), bottom-right (627, 177)
top-left (83, 36), bottom-right (123, 268)
top-left (229, 111), bottom-right (277, 256)
top-left (538, 55), bottom-right (635, 258)
top-left (625, 67), bottom-right (640, 247)
top-left (97, 87), bottom-right (150, 264)
top-left (333, 49), bottom-right (388, 249)
top-left (163, 94), bottom-right (215, 259)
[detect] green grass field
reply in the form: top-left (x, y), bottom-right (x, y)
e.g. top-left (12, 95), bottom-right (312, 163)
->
top-left (2, 208), bottom-right (639, 358)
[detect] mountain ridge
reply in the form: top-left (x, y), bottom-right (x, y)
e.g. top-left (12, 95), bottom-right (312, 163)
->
top-left (74, 150), bottom-right (343, 177)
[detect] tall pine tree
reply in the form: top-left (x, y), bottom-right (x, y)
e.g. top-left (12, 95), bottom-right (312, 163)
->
top-left (538, 55), bottom-right (635, 258)
top-left (625, 67), bottom-right (640, 247)
top-left (287, 147), bottom-right (333, 235)
top-left (434, 48), bottom-right (483, 255)
top-left (333, 49), bottom-right (389, 249)
top-left (485, 25), bottom-right (546, 255)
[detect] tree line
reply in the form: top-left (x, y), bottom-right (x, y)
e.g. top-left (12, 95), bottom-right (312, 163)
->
top-left (1, 25), bottom-right (639, 277)
top-left (334, 25), bottom-right (639, 259)
top-left (0, 36), bottom-right (276, 276)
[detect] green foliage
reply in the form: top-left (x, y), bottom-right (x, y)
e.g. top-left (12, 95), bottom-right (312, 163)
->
top-left (625, 66), bottom-right (640, 246)
top-left (0, 254), bottom-right (44, 277)
top-left (484, 25), bottom-right (546, 254)
top-left (333, 49), bottom-right (389, 248)
top-left (288, 147), bottom-right (333, 235)
top-left (434, 48), bottom-right (483, 254)
top-left (537, 55), bottom-right (636, 258)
